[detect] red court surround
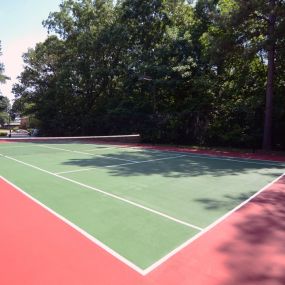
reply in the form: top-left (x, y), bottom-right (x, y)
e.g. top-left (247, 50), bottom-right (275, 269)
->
top-left (0, 148), bottom-right (285, 285)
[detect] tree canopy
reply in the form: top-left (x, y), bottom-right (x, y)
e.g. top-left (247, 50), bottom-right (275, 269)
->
top-left (12, 0), bottom-right (285, 150)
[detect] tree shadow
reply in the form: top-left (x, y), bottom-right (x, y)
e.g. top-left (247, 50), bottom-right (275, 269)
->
top-left (4, 140), bottom-right (284, 179)
top-left (195, 192), bottom-right (257, 211)
top-left (61, 150), bottom-right (285, 178)
top-left (217, 179), bottom-right (285, 285)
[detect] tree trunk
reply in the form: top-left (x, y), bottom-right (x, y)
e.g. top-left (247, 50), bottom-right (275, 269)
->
top-left (262, 0), bottom-right (276, 151)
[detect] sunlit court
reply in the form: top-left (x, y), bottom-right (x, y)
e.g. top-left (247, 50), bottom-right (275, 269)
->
top-left (1, 136), bottom-right (285, 284)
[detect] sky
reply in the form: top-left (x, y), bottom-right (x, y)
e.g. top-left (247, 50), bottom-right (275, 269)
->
top-left (0, 0), bottom-right (62, 101)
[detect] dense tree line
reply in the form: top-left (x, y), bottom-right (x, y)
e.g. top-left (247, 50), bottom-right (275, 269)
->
top-left (12, 0), bottom-right (285, 150)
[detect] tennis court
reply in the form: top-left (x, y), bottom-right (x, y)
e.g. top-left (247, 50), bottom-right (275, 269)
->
top-left (1, 136), bottom-right (285, 284)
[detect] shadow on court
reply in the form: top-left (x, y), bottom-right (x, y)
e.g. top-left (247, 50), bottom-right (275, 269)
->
top-left (194, 192), bottom-right (257, 211)
top-left (59, 152), bottom-right (285, 218)
top-left (218, 179), bottom-right (285, 285)
top-left (60, 150), bottom-right (285, 178)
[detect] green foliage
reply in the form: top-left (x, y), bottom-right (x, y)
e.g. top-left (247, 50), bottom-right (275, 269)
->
top-left (0, 95), bottom-right (10, 127)
top-left (12, 0), bottom-right (285, 150)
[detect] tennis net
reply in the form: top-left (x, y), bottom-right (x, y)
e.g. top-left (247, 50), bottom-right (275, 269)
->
top-left (0, 134), bottom-right (141, 145)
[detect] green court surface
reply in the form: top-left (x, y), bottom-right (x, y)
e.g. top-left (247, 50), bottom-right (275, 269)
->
top-left (1, 140), bottom-right (285, 270)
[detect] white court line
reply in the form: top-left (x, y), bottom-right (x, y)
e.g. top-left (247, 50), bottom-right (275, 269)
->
top-left (55, 154), bottom-right (188, 175)
top-left (37, 144), bottom-right (138, 163)
top-left (0, 153), bottom-right (202, 233)
top-left (143, 171), bottom-right (285, 274)
top-left (56, 168), bottom-right (96, 175)
top-left (0, 176), bottom-right (145, 275)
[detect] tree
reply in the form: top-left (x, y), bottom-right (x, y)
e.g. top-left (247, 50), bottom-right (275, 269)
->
top-left (0, 95), bottom-right (10, 127)
top-left (204, 0), bottom-right (285, 150)
top-left (12, 0), bottom-right (285, 149)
